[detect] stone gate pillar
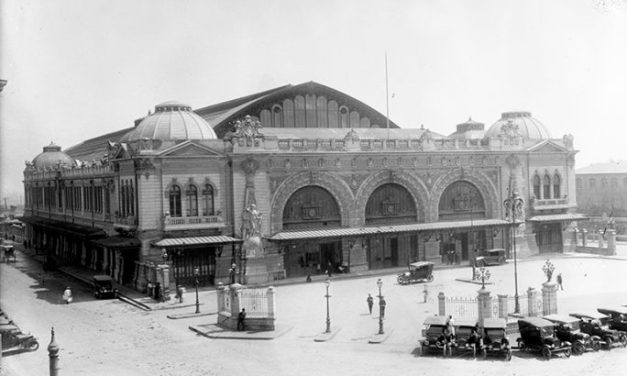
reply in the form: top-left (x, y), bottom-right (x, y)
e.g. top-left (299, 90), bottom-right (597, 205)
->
top-left (438, 292), bottom-right (446, 316)
top-left (267, 286), bottom-right (276, 320)
top-left (607, 229), bottom-right (616, 255)
top-left (527, 287), bottom-right (539, 316)
top-left (582, 229), bottom-right (587, 247)
top-left (497, 294), bottom-right (508, 319)
top-left (542, 282), bottom-right (558, 315)
top-left (477, 289), bottom-right (492, 326)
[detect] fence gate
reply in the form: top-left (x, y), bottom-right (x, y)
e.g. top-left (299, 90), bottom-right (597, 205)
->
top-left (445, 296), bottom-right (478, 319)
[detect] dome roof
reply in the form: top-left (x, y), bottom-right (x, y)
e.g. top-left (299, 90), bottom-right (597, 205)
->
top-left (32, 142), bottom-right (75, 169)
top-left (485, 111), bottom-right (551, 140)
top-left (121, 101), bottom-right (217, 142)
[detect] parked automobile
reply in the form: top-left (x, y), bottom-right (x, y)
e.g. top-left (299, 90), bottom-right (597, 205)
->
top-left (474, 248), bottom-right (506, 267)
top-left (92, 275), bottom-right (118, 299)
top-left (0, 323), bottom-right (39, 352)
top-left (517, 317), bottom-right (572, 360)
top-left (569, 312), bottom-right (625, 349)
top-left (397, 261), bottom-right (434, 285)
top-left (596, 307), bottom-right (627, 339)
top-left (480, 318), bottom-right (512, 361)
top-left (451, 319), bottom-right (481, 358)
top-left (1, 241), bottom-right (16, 263)
top-left (420, 316), bottom-right (453, 357)
top-left (543, 314), bottom-right (601, 354)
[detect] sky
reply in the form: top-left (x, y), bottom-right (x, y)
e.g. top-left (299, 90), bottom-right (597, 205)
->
top-left (1, 0), bottom-right (627, 204)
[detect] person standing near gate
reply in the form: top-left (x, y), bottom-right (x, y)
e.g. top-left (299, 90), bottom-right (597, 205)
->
top-left (557, 273), bottom-right (564, 290)
top-left (367, 293), bottom-right (374, 314)
top-left (237, 308), bottom-right (246, 331)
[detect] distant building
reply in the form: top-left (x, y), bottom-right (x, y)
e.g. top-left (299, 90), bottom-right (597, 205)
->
top-left (21, 81), bottom-right (581, 291)
top-left (576, 161), bottom-right (627, 233)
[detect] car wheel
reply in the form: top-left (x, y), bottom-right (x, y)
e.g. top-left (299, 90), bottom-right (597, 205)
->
top-left (620, 335), bottom-right (627, 347)
top-left (592, 340), bottom-right (601, 352)
top-left (27, 340), bottom-right (39, 351)
top-left (542, 347), bottom-right (551, 360)
top-left (505, 348), bottom-right (512, 361)
top-left (573, 342), bottom-right (584, 355)
top-left (564, 348), bottom-right (571, 358)
top-left (517, 340), bottom-right (525, 352)
top-left (605, 337), bottom-right (613, 350)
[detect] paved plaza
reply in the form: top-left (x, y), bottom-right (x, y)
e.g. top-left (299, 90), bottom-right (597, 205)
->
top-left (2, 244), bottom-right (627, 376)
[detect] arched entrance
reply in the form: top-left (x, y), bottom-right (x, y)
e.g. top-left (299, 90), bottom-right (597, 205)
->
top-left (438, 181), bottom-right (487, 263)
top-left (281, 186), bottom-right (342, 277)
top-left (365, 183), bottom-right (418, 269)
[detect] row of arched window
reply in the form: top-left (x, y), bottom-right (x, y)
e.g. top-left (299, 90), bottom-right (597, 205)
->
top-left (168, 183), bottom-right (215, 218)
top-left (532, 172), bottom-right (561, 200)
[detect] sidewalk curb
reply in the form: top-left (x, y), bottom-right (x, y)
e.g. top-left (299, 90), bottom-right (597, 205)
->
top-left (189, 324), bottom-right (292, 340)
top-left (167, 311), bottom-right (216, 320)
top-left (313, 327), bottom-right (342, 342)
top-left (368, 328), bottom-right (393, 344)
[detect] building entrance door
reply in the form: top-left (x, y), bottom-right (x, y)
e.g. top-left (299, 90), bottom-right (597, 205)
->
top-left (390, 237), bottom-right (399, 267)
top-left (536, 223), bottom-right (563, 253)
top-left (320, 242), bottom-right (341, 274)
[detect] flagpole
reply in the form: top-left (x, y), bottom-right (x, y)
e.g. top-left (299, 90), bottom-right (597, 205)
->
top-left (385, 52), bottom-right (390, 141)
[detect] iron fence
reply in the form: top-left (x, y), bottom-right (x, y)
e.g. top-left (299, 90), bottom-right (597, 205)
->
top-left (445, 296), bottom-right (477, 319)
top-left (239, 288), bottom-right (269, 318)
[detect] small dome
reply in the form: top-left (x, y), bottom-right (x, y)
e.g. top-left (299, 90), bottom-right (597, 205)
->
top-left (32, 142), bottom-right (75, 169)
top-left (485, 111), bottom-right (551, 140)
top-left (121, 101), bottom-right (217, 142)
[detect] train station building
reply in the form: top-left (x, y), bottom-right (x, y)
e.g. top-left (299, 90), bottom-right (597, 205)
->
top-left (21, 81), bottom-right (582, 291)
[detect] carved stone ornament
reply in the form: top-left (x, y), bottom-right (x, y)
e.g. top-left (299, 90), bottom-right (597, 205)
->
top-left (240, 156), bottom-right (259, 175)
top-left (230, 115), bottom-right (264, 142)
top-left (506, 154), bottom-right (520, 170)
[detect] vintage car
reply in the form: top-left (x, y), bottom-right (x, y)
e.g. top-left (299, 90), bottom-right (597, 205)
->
top-left (92, 275), bottom-right (118, 299)
top-left (543, 314), bottom-right (601, 354)
top-left (397, 261), bottom-right (434, 285)
top-left (451, 319), bottom-right (481, 358)
top-left (1, 241), bottom-right (16, 263)
top-left (597, 307), bottom-right (627, 337)
top-left (480, 318), bottom-right (512, 361)
top-left (517, 317), bottom-right (572, 359)
top-left (570, 311), bottom-right (626, 349)
top-left (474, 248), bottom-right (506, 267)
top-left (0, 323), bottom-right (39, 352)
top-left (420, 315), bottom-right (453, 357)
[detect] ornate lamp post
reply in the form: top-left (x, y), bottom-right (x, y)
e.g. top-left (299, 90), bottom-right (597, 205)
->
top-left (377, 278), bottom-right (384, 335)
top-left (194, 267), bottom-right (200, 314)
top-left (324, 278), bottom-right (331, 333)
top-left (504, 190), bottom-right (524, 313)
top-left (542, 259), bottom-right (555, 282)
top-left (474, 267), bottom-right (491, 289)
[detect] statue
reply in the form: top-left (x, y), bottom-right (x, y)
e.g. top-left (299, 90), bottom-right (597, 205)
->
top-left (240, 203), bottom-right (262, 240)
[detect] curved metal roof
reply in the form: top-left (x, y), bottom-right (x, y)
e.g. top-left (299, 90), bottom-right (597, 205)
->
top-left (485, 111), bottom-right (551, 140)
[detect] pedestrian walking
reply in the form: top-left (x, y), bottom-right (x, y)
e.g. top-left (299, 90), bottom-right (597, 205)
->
top-left (379, 297), bottom-right (387, 319)
top-left (237, 308), bottom-right (246, 331)
top-left (422, 285), bottom-right (429, 303)
top-left (367, 293), bottom-right (374, 314)
top-left (447, 315), bottom-right (455, 336)
top-left (557, 273), bottom-right (563, 290)
top-left (62, 286), bottom-right (73, 304)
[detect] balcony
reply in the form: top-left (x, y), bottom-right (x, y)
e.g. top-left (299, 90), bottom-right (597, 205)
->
top-left (164, 215), bottom-right (225, 231)
top-left (531, 198), bottom-right (572, 211)
top-left (113, 215), bottom-right (137, 230)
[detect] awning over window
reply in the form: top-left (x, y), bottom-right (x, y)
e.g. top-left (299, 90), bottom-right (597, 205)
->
top-left (19, 216), bottom-right (106, 239)
top-left (91, 236), bottom-right (141, 249)
top-left (153, 236), bottom-right (242, 247)
top-left (528, 213), bottom-right (588, 222)
top-left (269, 219), bottom-right (510, 241)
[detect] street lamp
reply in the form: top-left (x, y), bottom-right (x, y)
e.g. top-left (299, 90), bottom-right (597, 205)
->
top-left (194, 267), bottom-right (200, 314)
top-left (377, 278), bottom-right (384, 335)
top-left (229, 263), bottom-right (237, 285)
top-left (542, 259), bottom-right (555, 282)
top-left (504, 189), bottom-right (524, 313)
top-left (474, 267), bottom-right (491, 290)
top-left (324, 278), bottom-right (331, 333)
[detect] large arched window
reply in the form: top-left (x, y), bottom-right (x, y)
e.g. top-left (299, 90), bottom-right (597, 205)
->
top-left (202, 184), bottom-right (214, 216)
top-left (169, 185), bottom-right (182, 217)
top-left (366, 183), bottom-right (417, 225)
top-left (533, 175), bottom-right (541, 199)
top-left (543, 174), bottom-right (551, 199)
top-left (186, 185), bottom-right (198, 216)
top-left (283, 186), bottom-right (341, 229)
top-left (438, 181), bottom-right (485, 221)
top-left (553, 173), bottom-right (561, 199)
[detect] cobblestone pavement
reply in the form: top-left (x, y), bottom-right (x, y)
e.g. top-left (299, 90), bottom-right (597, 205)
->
top-left (1, 245), bottom-right (627, 376)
